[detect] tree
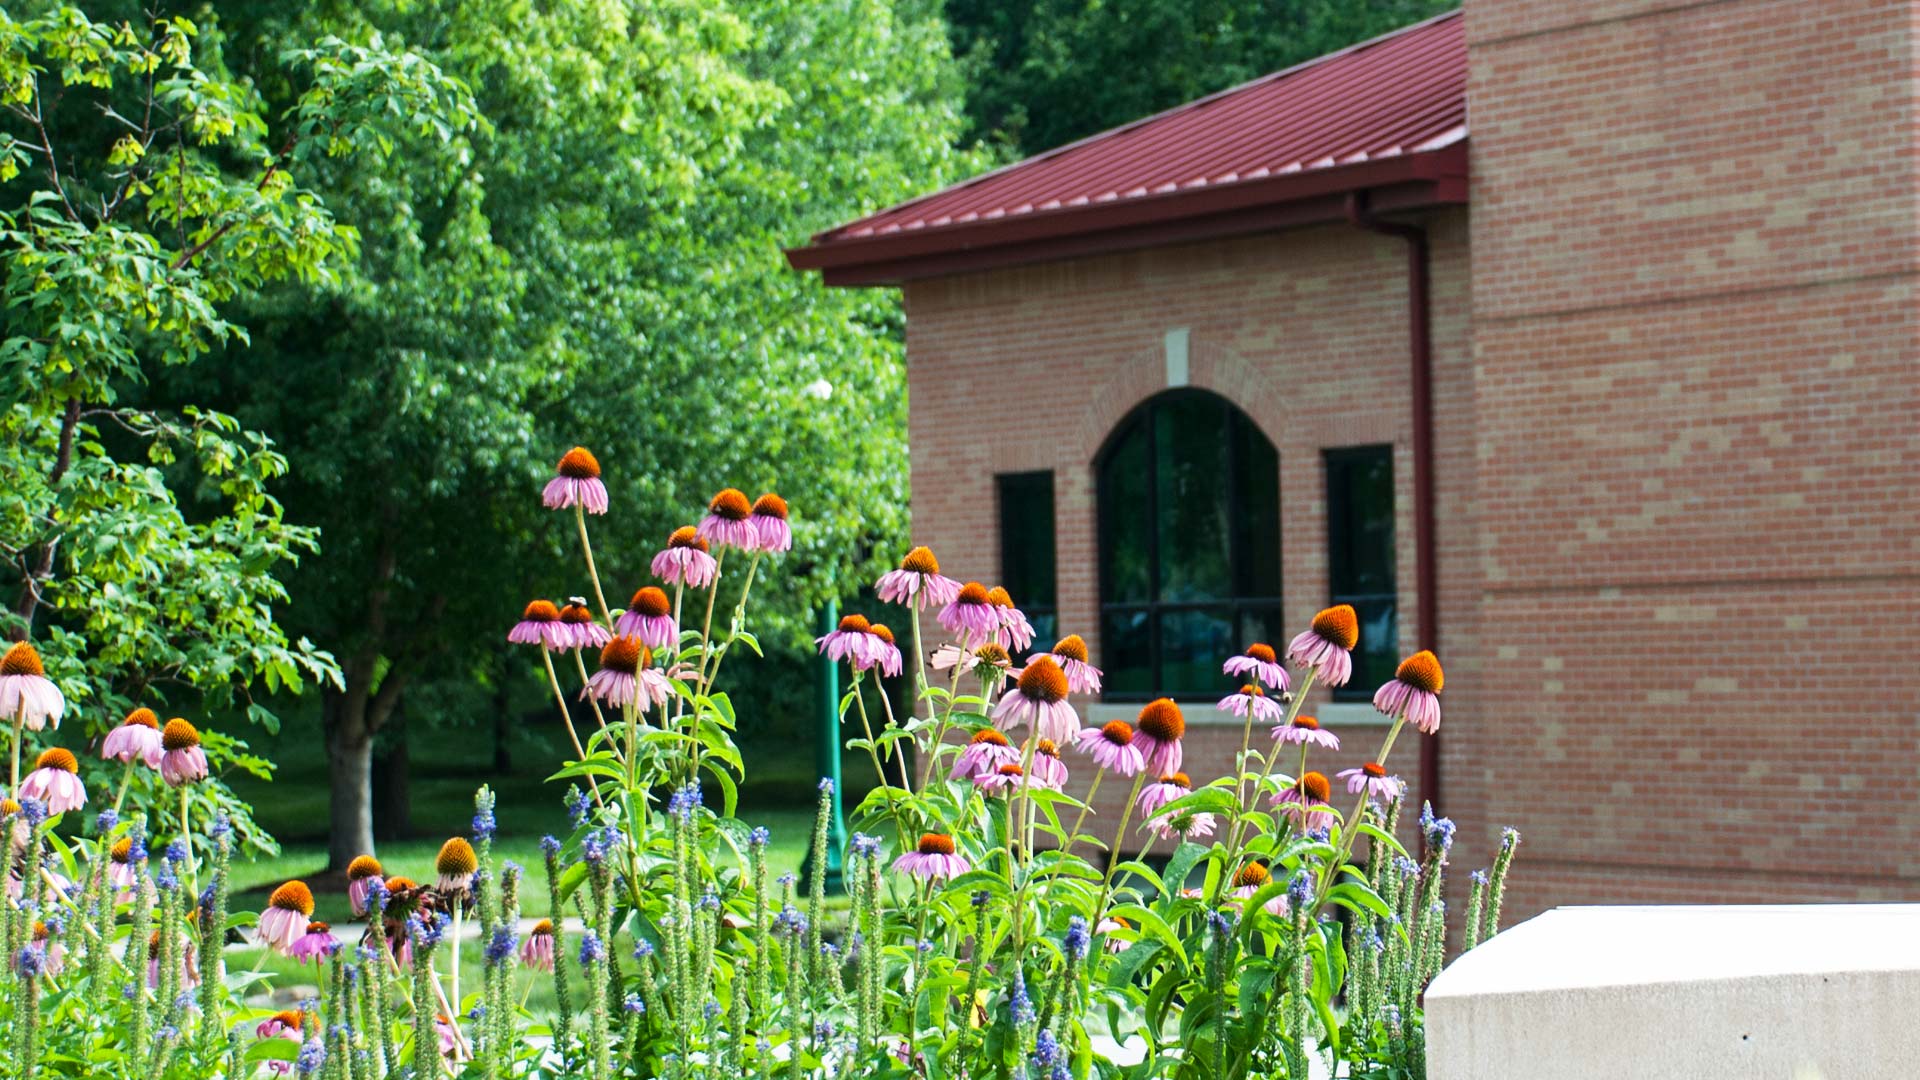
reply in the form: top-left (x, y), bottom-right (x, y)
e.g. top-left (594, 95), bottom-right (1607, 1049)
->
top-left (0, 5), bottom-right (469, 848)
top-left (194, 0), bottom-right (976, 867)
top-left (946, 0), bottom-right (1459, 155)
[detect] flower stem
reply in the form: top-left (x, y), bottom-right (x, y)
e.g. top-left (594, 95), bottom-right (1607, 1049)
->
top-left (9, 705), bottom-right (23, 790)
top-left (573, 503), bottom-right (613, 629)
top-left (178, 786), bottom-right (198, 898)
top-left (849, 676), bottom-right (909, 852)
top-left (915, 629), bottom-right (976, 791)
top-left (1093, 771), bottom-right (1151, 919)
top-left (571, 649), bottom-right (609, 731)
top-left (1319, 710), bottom-right (1408, 910)
top-left (1213, 670), bottom-right (1316, 904)
top-left (539, 649), bottom-right (603, 808)
top-left (113, 760), bottom-right (135, 813)
top-left (869, 669), bottom-right (916, 796)
top-left (1066, 767), bottom-right (1106, 852)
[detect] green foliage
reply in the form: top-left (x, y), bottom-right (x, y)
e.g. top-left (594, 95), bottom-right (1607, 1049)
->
top-left (947, 0), bottom-right (1459, 155)
top-left (0, 4), bottom-right (470, 845)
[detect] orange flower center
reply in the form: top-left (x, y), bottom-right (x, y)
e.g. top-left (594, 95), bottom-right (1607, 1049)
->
top-left (708, 488), bottom-right (752, 521)
top-left (1051, 635), bottom-right (1088, 663)
top-left (161, 718), bottom-right (201, 751)
top-left (668, 526), bottom-right (709, 551)
top-left (558, 602), bottom-right (595, 625)
top-left (1245, 642), bottom-right (1277, 665)
top-left (1136, 698), bottom-right (1185, 741)
top-left (1, 642), bottom-right (45, 677)
top-left (1234, 862), bottom-right (1271, 888)
top-left (347, 855), bottom-right (383, 881)
top-left (1035, 739), bottom-right (1060, 759)
top-left (629, 587), bottom-right (671, 618)
top-left (986, 586), bottom-right (1016, 609)
top-left (123, 707), bottom-right (159, 730)
top-left (837, 613), bottom-right (872, 635)
top-left (1238, 684), bottom-right (1263, 698)
top-left (916, 833), bottom-right (956, 856)
top-left (750, 493), bottom-right (788, 520)
top-left (599, 637), bottom-right (646, 675)
top-left (1311, 605), bottom-right (1360, 650)
top-left (269, 881), bottom-right (315, 916)
top-left (1016, 656), bottom-right (1069, 703)
top-left (270, 1010), bottom-right (305, 1032)
top-left (869, 624), bottom-right (895, 645)
top-left (969, 729), bottom-right (1011, 747)
top-left (900, 546), bottom-right (941, 574)
top-left (972, 642), bottom-right (1009, 666)
top-left (522, 599), bottom-right (560, 622)
top-left (385, 876), bottom-right (417, 892)
top-left (1099, 720), bottom-right (1134, 745)
top-left (1299, 771), bottom-right (1331, 802)
top-left (1159, 772), bottom-right (1191, 788)
top-left (956, 582), bottom-right (990, 606)
top-left (111, 837), bottom-right (132, 862)
top-left (556, 446), bottom-right (601, 479)
top-left (1395, 650), bottom-right (1444, 694)
top-left (305, 921), bottom-right (331, 935)
top-left (532, 919), bottom-right (555, 936)
top-left (1292, 715), bottom-right (1320, 731)
top-left (436, 837), bottom-right (478, 876)
top-left (1362, 762), bottom-right (1387, 779)
top-left (995, 763), bottom-right (1026, 778)
top-left (34, 747), bottom-right (77, 773)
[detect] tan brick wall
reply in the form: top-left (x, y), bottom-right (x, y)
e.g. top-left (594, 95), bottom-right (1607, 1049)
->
top-left (901, 208), bottom-right (1478, 856)
top-left (1463, 0), bottom-right (1920, 919)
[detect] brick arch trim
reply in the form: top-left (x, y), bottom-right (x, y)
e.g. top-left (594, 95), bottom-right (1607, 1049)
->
top-left (1071, 334), bottom-right (1286, 466)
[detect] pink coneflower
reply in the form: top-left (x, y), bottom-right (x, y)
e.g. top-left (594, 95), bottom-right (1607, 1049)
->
top-left (508, 599), bottom-right (573, 651)
top-left (615, 586), bottom-right (676, 649)
top-left (581, 637), bottom-right (673, 711)
top-left (891, 833), bottom-right (970, 881)
top-left (259, 881), bottom-right (315, 955)
top-left (521, 920), bottom-right (556, 971)
top-left (950, 728), bottom-right (1019, 782)
top-left (975, 762), bottom-right (1030, 796)
top-left (697, 489), bottom-right (761, 551)
top-left (1228, 863), bottom-right (1289, 916)
top-left (0, 642), bottom-right (65, 731)
top-left (986, 587), bottom-right (1035, 652)
top-left (1223, 642), bottom-right (1289, 693)
top-left (930, 641), bottom-right (1013, 689)
top-left (1073, 721), bottom-right (1144, 777)
top-left (1131, 699), bottom-right (1185, 777)
top-left (1287, 606), bottom-right (1358, 688)
top-left (938, 582), bottom-right (1001, 639)
top-left (101, 707), bottom-right (164, 769)
top-left (436, 1014), bottom-right (472, 1063)
top-left (875, 547), bottom-right (962, 611)
top-left (1216, 683), bottom-right (1282, 723)
top-left (1338, 762), bottom-right (1404, 801)
top-left (1029, 739), bottom-right (1069, 790)
top-left (1152, 808), bottom-right (1218, 843)
top-left (866, 624), bottom-right (905, 677)
top-left (19, 747), bottom-right (85, 814)
top-left (543, 447), bottom-right (609, 515)
top-left (1135, 771), bottom-right (1193, 820)
top-left (346, 855), bottom-right (383, 917)
top-left (1272, 771), bottom-right (1337, 827)
top-left (1043, 635), bottom-right (1102, 694)
top-left (27, 922), bottom-right (65, 977)
top-left (147, 930), bottom-right (199, 989)
top-left (815, 613), bottom-right (877, 667)
top-left (651, 527), bottom-right (718, 588)
top-left (158, 719), bottom-right (208, 786)
top-left (1272, 714), bottom-right (1339, 751)
top-left (257, 1009), bottom-right (306, 1069)
top-left (109, 836), bottom-right (137, 891)
top-left (1096, 914), bottom-right (1132, 954)
top-left (1374, 650), bottom-right (1444, 734)
top-left (750, 493), bottom-right (792, 553)
top-left (289, 920), bottom-right (341, 964)
top-left (991, 656), bottom-right (1078, 743)
top-left (558, 598), bottom-right (611, 650)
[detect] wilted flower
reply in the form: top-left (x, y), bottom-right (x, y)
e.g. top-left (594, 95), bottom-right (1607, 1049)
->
top-left (436, 837), bottom-right (478, 897)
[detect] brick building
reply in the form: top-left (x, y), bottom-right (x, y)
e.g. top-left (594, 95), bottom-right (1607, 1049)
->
top-left (788, 3), bottom-right (1920, 919)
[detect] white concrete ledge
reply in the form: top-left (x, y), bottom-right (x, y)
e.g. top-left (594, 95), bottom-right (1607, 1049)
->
top-left (1426, 905), bottom-right (1920, 1080)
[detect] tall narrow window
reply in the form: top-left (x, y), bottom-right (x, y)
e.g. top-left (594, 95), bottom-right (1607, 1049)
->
top-left (997, 471), bottom-right (1056, 658)
top-left (1325, 446), bottom-right (1397, 701)
top-left (1097, 390), bottom-right (1281, 699)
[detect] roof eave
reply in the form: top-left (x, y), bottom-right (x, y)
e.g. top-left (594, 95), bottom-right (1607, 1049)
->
top-left (786, 143), bottom-right (1468, 287)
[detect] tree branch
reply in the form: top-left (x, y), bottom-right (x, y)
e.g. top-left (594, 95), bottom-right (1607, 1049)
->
top-left (11, 397), bottom-right (84, 638)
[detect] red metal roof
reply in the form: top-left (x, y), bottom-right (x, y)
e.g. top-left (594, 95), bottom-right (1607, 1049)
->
top-left (790, 9), bottom-right (1468, 284)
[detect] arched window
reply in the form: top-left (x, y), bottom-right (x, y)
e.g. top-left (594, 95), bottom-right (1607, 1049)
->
top-left (1097, 390), bottom-right (1281, 698)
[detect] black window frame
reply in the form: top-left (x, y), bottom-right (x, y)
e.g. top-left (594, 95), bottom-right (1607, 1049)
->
top-left (1324, 444), bottom-right (1398, 702)
top-left (996, 470), bottom-right (1057, 660)
top-left (1095, 389), bottom-right (1281, 701)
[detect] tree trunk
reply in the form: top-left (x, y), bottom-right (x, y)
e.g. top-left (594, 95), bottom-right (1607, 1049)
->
top-left (323, 690), bottom-right (376, 870)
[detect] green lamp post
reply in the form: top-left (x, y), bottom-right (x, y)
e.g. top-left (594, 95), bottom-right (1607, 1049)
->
top-left (803, 597), bottom-right (848, 892)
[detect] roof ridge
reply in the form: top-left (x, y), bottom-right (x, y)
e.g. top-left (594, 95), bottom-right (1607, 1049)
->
top-left (811, 7), bottom-right (1466, 243)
